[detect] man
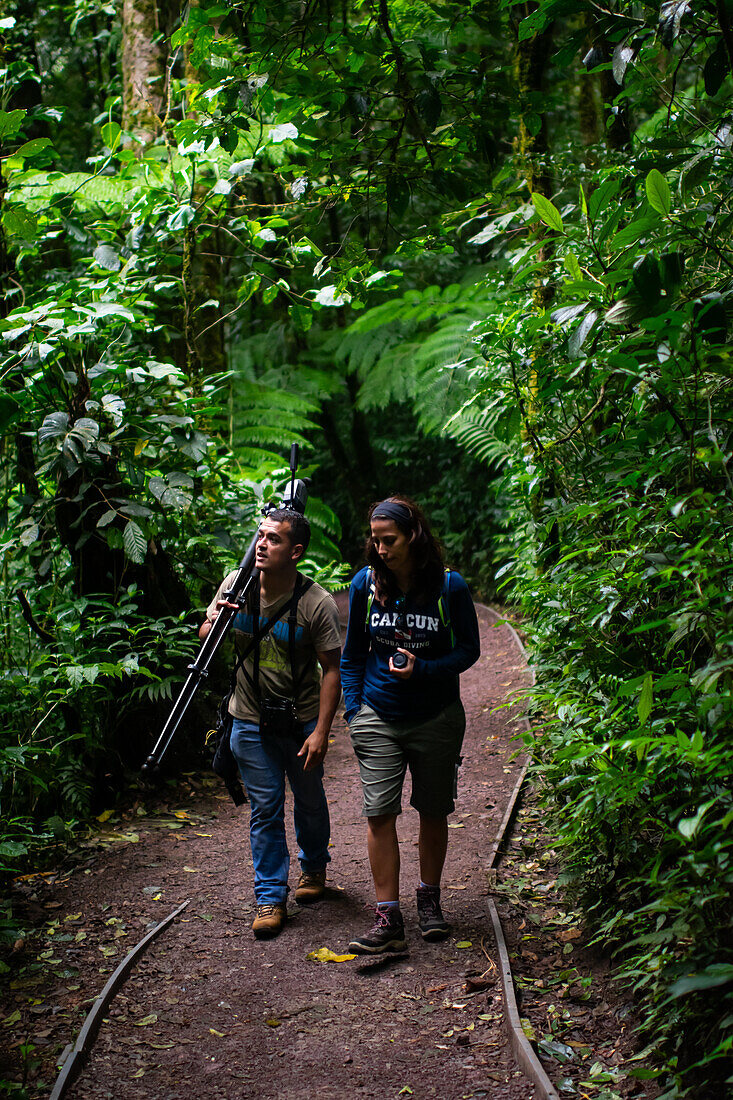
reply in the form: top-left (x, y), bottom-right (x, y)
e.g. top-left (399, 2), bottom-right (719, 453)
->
top-left (200, 508), bottom-right (341, 939)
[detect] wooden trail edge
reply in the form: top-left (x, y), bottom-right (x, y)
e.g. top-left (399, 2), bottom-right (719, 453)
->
top-left (481, 606), bottom-right (560, 1100)
top-left (48, 898), bottom-right (191, 1100)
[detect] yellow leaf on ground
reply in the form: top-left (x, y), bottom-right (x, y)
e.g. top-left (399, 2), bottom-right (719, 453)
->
top-left (456, 940), bottom-right (472, 948)
top-left (447, 823), bottom-right (464, 829)
top-left (209, 1028), bottom-right (225, 1037)
top-left (97, 810), bottom-right (114, 823)
top-left (265, 1018), bottom-right (281, 1027)
top-left (306, 947), bottom-right (357, 963)
top-left (134, 1014), bottom-right (158, 1027)
top-left (131, 1068), bottom-right (145, 1078)
top-left (183, 866), bottom-right (199, 873)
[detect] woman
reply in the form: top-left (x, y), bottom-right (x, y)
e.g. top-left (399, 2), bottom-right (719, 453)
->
top-left (341, 497), bottom-right (480, 954)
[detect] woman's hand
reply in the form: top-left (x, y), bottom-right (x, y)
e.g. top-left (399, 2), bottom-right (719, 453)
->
top-left (389, 648), bottom-right (415, 679)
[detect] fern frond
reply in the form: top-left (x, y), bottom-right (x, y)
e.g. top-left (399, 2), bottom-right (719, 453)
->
top-left (231, 424), bottom-right (311, 448)
top-left (229, 446), bottom-right (287, 471)
top-left (301, 496), bottom-right (342, 540)
top-left (234, 380), bottom-right (320, 415)
top-left (443, 406), bottom-right (513, 467)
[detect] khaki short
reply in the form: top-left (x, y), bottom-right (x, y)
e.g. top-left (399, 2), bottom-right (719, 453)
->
top-left (348, 700), bottom-right (466, 818)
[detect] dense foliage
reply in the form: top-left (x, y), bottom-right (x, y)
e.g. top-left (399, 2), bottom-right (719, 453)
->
top-left (2, 0), bottom-right (733, 1094)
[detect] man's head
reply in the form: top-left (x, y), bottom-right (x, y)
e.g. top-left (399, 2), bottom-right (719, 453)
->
top-left (255, 508), bottom-right (311, 573)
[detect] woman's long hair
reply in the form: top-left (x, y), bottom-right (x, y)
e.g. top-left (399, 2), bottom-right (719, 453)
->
top-left (365, 495), bottom-right (445, 604)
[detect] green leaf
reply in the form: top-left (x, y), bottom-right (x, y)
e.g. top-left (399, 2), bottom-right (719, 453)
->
top-left (564, 253), bottom-right (582, 280)
top-left (678, 799), bottom-right (716, 839)
top-left (167, 205), bottom-right (196, 231)
top-left (12, 137), bottom-right (53, 160)
top-left (0, 109), bottom-right (26, 140)
top-left (531, 193), bottom-right (564, 233)
top-left (38, 411), bottom-right (70, 443)
top-left (669, 964), bottom-right (733, 999)
top-left (123, 520), bottom-right (147, 564)
top-left (288, 303), bottom-right (313, 333)
top-left (704, 38), bottom-right (728, 98)
top-left (191, 26), bottom-right (215, 67)
top-left (3, 207), bottom-right (38, 242)
top-left (645, 169), bottom-right (671, 216)
top-left (93, 244), bottom-right (121, 271)
top-left (101, 121), bottom-right (121, 150)
top-left (517, 0), bottom-right (571, 42)
top-left (637, 673), bottom-right (653, 724)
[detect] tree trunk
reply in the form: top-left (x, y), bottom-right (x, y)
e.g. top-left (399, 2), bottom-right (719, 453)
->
top-left (121, 0), bottom-right (170, 145)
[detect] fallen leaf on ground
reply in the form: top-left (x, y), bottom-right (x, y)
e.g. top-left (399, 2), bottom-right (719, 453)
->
top-left (134, 1014), bottom-right (158, 1027)
top-left (265, 1017), bottom-right (281, 1027)
top-left (521, 1017), bottom-right (537, 1041)
top-left (455, 940), bottom-right (472, 948)
top-left (97, 810), bottom-right (114, 823)
top-left (464, 977), bottom-right (492, 992)
top-left (557, 927), bottom-right (582, 942)
top-left (183, 866), bottom-right (199, 873)
top-left (306, 947), bottom-right (356, 963)
top-left (209, 1028), bottom-right (225, 1037)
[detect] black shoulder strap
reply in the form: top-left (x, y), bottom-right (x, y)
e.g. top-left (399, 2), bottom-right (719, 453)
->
top-left (231, 575), bottom-right (314, 702)
top-left (288, 575), bottom-right (314, 701)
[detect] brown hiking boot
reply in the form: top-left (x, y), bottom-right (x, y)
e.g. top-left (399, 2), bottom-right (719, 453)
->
top-left (295, 870), bottom-right (326, 903)
top-left (252, 903), bottom-right (287, 939)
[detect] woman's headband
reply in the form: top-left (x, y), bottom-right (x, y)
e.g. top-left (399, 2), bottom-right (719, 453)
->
top-left (371, 501), bottom-right (412, 527)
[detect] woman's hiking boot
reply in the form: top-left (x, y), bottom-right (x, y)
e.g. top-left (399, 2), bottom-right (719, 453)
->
top-left (416, 885), bottom-right (450, 941)
top-left (252, 903), bottom-right (287, 939)
top-left (348, 905), bottom-right (407, 954)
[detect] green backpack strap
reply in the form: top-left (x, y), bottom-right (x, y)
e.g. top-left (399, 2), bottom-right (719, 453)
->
top-left (438, 569), bottom-right (454, 646)
top-left (364, 567), bottom-right (377, 629)
top-left (366, 568), bottom-right (454, 643)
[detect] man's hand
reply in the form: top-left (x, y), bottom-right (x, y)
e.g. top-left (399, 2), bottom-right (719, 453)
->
top-left (389, 648), bottom-right (415, 679)
top-left (297, 727), bottom-right (329, 771)
top-left (199, 598), bottom-right (239, 640)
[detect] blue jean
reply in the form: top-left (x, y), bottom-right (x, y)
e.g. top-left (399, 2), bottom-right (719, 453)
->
top-left (230, 717), bottom-right (331, 905)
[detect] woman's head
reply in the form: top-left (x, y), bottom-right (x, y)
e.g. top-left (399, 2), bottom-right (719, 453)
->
top-left (365, 495), bottom-right (445, 601)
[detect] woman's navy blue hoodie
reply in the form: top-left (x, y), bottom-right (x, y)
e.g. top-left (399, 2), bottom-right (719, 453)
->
top-left (340, 565), bottom-right (480, 724)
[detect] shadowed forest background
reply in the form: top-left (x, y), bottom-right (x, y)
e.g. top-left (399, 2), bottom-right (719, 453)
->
top-left (1, 1), bottom-right (732, 1095)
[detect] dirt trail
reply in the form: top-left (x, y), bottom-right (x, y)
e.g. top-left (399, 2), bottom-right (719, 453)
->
top-left (8, 606), bottom-right (536, 1100)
